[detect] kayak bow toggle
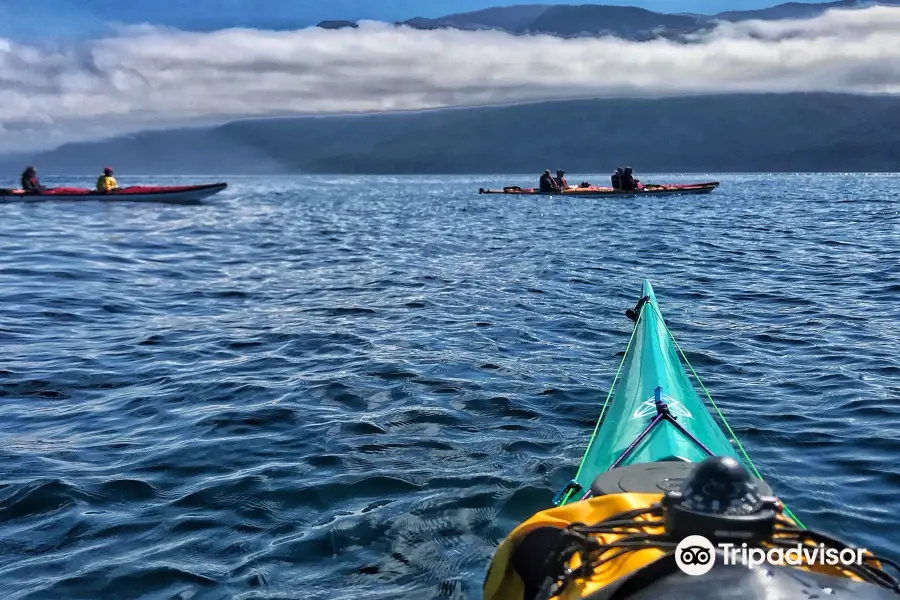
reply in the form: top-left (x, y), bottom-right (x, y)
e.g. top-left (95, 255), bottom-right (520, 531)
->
top-left (625, 295), bottom-right (650, 322)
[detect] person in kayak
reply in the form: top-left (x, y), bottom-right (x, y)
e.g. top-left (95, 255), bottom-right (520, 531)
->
top-left (620, 166), bottom-right (642, 191)
top-left (554, 169), bottom-right (568, 189)
top-left (611, 167), bottom-right (624, 189)
top-left (95, 167), bottom-right (118, 192)
top-left (20, 166), bottom-right (46, 194)
top-left (539, 169), bottom-right (560, 193)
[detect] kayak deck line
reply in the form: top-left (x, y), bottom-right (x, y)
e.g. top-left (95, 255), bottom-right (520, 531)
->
top-left (484, 281), bottom-right (899, 599)
top-left (651, 298), bottom-right (805, 528)
top-left (605, 386), bottom-right (716, 474)
top-left (552, 280), bottom-right (804, 528)
top-left (553, 384), bottom-right (719, 506)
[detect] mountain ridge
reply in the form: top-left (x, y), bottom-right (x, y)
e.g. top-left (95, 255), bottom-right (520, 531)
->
top-left (3, 93), bottom-right (899, 178)
top-left (316, 0), bottom-right (900, 40)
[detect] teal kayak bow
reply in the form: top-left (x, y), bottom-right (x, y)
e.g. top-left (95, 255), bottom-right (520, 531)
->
top-left (553, 280), bottom-right (802, 526)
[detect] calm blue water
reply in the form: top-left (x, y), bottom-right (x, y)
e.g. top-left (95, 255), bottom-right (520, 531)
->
top-left (1, 173), bottom-right (899, 599)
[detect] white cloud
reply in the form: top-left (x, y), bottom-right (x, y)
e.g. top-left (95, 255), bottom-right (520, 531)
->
top-left (2, 6), bottom-right (900, 152)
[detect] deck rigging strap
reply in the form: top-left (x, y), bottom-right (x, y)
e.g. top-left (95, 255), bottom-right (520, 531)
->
top-left (649, 300), bottom-right (806, 529)
top-left (561, 293), bottom-right (806, 529)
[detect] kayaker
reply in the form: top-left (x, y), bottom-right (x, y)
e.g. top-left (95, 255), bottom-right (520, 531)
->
top-left (20, 166), bottom-right (46, 194)
top-left (611, 167), bottom-right (624, 190)
top-left (620, 166), bottom-right (641, 191)
top-left (95, 167), bottom-right (118, 192)
top-left (539, 169), bottom-right (560, 193)
top-left (554, 169), bottom-right (568, 189)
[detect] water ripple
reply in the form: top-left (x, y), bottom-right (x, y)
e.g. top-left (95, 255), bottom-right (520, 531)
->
top-left (0, 173), bottom-right (898, 599)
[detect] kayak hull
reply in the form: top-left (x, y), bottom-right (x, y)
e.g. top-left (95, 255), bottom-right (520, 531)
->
top-left (561, 280), bottom-right (744, 505)
top-left (478, 181), bottom-right (718, 198)
top-left (0, 182), bottom-right (227, 204)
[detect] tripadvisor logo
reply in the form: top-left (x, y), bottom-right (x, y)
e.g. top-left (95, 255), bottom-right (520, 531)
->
top-left (674, 535), bottom-right (867, 576)
top-left (675, 535), bottom-right (718, 575)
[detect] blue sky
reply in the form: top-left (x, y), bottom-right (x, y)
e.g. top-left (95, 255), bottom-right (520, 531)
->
top-left (0, 0), bottom-right (823, 41)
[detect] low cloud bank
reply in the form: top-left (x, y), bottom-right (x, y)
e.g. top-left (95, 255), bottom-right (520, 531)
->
top-left (2, 6), bottom-right (899, 151)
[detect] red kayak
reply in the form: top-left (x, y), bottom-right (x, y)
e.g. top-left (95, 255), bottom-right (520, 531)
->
top-left (478, 181), bottom-right (718, 198)
top-left (0, 182), bottom-right (227, 204)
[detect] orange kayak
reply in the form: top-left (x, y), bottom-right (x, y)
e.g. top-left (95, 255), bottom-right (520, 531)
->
top-left (478, 181), bottom-right (718, 198)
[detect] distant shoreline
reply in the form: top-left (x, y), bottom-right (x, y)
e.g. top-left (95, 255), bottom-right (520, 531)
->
top-left (4, 93), bottom-right (899, 176)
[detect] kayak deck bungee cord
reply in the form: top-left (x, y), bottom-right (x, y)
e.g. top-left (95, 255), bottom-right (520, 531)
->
top-left (552, 281), bottom-right (801, 526)
top-left (483, 280), bottom-right (899, 600)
